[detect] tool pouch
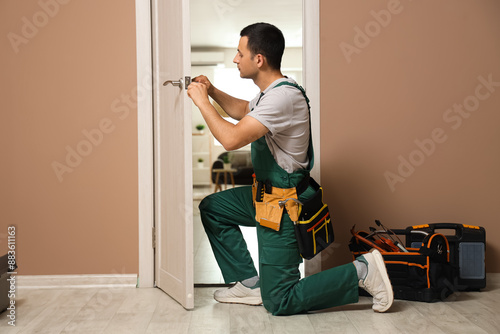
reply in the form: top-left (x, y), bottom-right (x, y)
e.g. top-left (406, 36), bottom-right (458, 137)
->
top-left (255, 193), bottom-right (286, 231)
top-left (253, 177), bottom-right (298, 231)
top-left (293, 178), bottom-right (334, 260)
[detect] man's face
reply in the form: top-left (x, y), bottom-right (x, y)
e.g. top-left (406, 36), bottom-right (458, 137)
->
top-left (233, 36), bottom-right (258, 79)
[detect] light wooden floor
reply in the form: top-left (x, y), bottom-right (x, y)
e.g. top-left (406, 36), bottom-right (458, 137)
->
top-left (1, 274), bottom-right (499, 334)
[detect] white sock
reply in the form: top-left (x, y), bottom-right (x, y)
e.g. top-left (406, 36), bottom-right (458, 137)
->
top-left (241, 276), bottom-right (259, 289)
top-left (353, 259), bottom-right (368, 280)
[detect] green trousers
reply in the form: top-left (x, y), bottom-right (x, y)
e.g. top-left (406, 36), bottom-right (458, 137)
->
top-left (199, 185), bottom-right (359, 315)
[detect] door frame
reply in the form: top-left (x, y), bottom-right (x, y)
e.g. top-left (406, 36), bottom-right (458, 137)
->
top-left (136, 0), bottom-right (321, 288)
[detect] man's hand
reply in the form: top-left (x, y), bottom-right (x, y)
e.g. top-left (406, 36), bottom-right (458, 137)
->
top-left (187, 75), bottom-right (267, 151)
top-left (192, 75), bottom-right (214, 95)
top-left (190, 75), bottom-right (250, 120)
top-left (187, 81), bottom-right (211, 109)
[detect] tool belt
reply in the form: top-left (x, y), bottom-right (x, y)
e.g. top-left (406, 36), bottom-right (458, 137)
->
top-left (252, 176), bottom-right (304, 231)
top-left (252, 175), bottom-right (334, 259)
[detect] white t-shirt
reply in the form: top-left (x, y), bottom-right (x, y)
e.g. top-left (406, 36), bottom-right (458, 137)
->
top-left (247, 78), bottom-right (310, 173)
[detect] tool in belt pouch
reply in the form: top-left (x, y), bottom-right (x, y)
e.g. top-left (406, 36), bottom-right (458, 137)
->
top-left (253, 176), bottom-right (334, 259)
top-left (253, 178), bottom-right (296, 231)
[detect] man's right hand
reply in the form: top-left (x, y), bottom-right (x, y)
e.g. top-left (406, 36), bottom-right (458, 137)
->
top-left (192, 75), bottom-right (214, 95)
top-left (191, 75), bottom-right (250, 121)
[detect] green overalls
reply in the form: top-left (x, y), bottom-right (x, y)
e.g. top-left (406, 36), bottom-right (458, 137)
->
top-left (199, 82), bottom-right (359, 315)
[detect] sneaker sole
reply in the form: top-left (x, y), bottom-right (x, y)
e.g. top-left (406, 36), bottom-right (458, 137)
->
top-left (369, 249), bottom-right (394, 313)
top-left (213, 296), bottom-right (263, 306)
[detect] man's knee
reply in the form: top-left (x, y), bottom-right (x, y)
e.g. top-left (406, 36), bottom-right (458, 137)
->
top-left (198, 195), bottom-right (211, 213)
top-left (199, 192), bottom-right (220, 215)
top-left (259, 259), bottom-right (301, 316)
top-left (199, 195), bottom-right (217, 231)
top-left (261, 287), bottom-right (285, 315)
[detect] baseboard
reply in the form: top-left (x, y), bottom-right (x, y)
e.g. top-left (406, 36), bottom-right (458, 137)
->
top-left (16, 274), bottom-right (138, 289)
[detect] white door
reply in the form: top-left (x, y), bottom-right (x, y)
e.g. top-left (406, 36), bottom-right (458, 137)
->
top-left (151, 0), bottom-right (193, 309)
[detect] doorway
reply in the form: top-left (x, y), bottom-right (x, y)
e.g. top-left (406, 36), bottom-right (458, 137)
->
top-left (189, 0), bottom-right (304, 284)
top-left (136, 0), bottom-right (321, 302)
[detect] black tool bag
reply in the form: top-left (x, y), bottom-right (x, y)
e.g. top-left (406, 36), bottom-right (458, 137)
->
top-left (293, 178), bottom-right (333, 260)
top-left (404, 223), bottom-right (486, 291)
top-left (349, 226), bottom-right (455, 302)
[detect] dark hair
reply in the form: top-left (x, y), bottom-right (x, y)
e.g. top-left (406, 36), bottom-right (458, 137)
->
top-left (240, 22), bottom-right (285, 71)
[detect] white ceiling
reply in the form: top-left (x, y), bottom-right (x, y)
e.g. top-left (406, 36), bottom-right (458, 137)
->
top-left (190, 0), bottom-right (303, 48)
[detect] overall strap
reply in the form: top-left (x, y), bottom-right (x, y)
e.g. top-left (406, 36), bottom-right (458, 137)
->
top-left (270, 81), bottom-right (314, 171)
top-left (250, 80), bottom-right (315, 189)
top-left (271, 81), bottom-right (311, 111)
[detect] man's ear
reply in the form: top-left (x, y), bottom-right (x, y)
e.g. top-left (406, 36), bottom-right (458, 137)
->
top-left (255, 54), bottom-right (265, 68)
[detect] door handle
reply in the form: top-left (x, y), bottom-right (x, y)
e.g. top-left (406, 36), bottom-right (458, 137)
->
top-left (163, 78), bottom-right (183, 89)
top-left (163, 76), bottom-right (191, 90)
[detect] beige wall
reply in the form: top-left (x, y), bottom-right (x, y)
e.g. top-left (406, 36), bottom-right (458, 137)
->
top-left (1, 0), bottom-right (138, 274)
top-left (319, 0), bottom-right (500, 272)
top-left (1, 0), bottom-right (499, 276)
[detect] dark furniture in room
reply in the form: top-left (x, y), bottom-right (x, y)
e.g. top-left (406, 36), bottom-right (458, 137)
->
top-left (211, 151), bottom-right (254, 187)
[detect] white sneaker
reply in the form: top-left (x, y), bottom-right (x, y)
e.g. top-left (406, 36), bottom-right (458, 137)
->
top-left (214, 282), bottom-right (263, 306)
top-left (358, 249), bottom-right (394, 313)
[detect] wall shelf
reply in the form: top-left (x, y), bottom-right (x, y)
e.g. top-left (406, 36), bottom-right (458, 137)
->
top-left (192, 131), bottom-right (211, 186)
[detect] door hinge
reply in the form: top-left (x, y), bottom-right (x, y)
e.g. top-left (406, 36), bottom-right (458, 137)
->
top-left (152, 227), bottom-right (156, 249)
